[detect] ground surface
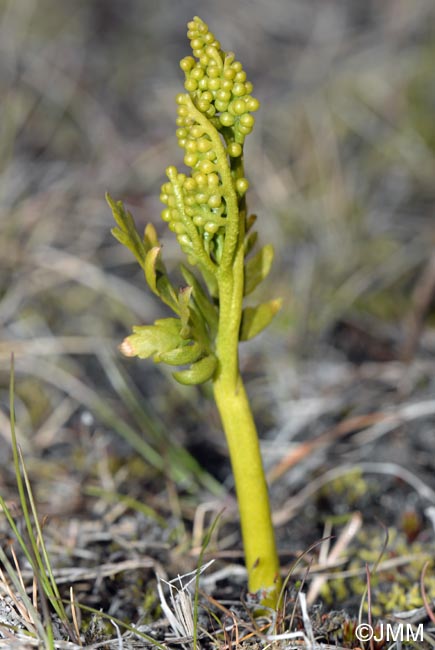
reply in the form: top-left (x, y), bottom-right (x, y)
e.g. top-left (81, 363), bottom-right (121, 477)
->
top-left (1, 1), bottom-right (435, 647)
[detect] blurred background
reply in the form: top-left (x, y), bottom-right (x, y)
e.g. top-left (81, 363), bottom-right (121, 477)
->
top-left (1, 0), bottom-right (435, 503)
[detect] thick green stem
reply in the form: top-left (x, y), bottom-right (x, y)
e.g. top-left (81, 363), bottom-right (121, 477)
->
top-left (213, 363), bottom-right (281, 605)
top-left (213, 230), bottom-right (281, 605)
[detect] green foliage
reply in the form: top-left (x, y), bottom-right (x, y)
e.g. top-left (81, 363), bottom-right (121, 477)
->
top-left (240, 299), bottom-right (283, 341)
top-left (108, 15), bottom-right (281, 604)
top-left (0, 359), bottom-right (78, 646)
top-left (109, 194), bottom-right (149, 271)
top-left (244, 244), bottom-right (275, 296)
top-left (107, 16), bottom-right (280, 386)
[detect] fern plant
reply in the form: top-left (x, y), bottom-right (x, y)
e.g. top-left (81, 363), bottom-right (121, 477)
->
top-left (107, 16), bottom-right (281, 606)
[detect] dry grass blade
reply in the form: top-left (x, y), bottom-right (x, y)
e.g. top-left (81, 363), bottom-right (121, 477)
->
top-left (0, 544), bottom-right (49, 644)
top-left (420, 561), bottom-right (435, 625)
top-left (307, 512), bottom-right (362, 606)
top-left (274, 461), bottom-right (435, 526)
top-left (31, 247), bottom-right (158, 322)
top-left (267, 591), bottom-right (315, 648)
top-left (12, 558), bottom-right (161, 587)
top-left (156, 560), bottom-right (214, 647)
top-left (69, 588), bottom-right (82, 647)
top-left (365, 564), bottom-right (375, 650)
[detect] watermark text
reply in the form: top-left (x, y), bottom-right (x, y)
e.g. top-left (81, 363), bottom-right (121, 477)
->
top-left (355, 622), bottom-right (423, 643)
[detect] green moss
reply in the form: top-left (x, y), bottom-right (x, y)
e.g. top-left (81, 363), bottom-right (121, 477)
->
top-left (320, 468), bottom-right (369, 507)
top-left (320, 526), bottom-right (434, 615)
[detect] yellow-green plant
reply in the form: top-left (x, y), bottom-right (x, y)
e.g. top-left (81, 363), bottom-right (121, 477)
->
top-left (107, 16), bottom-right (281, 605)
